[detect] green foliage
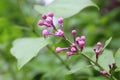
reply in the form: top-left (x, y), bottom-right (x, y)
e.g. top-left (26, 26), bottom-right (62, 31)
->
top-left (103, 37), bottom-right (112, 50)
top-left (115, 48), bottom-right (120, 69)
top-left (10, 38), bottom-right (49, 69)
top-left (34, 0), bottom-right (98, 18)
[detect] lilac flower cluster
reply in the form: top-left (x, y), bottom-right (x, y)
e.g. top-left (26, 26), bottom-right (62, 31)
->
top-left (56, 31), bottom-right (86, 56)
top-left (94, 42), bottom-right (103, 59)
top-left (38, 12), bottom-right (86, 57)
top-left (38, 12), bottom-right (105, 59)
top-left (38, 12), bottom-right (117, 80)
top-left (38, 12), bottom-right (64, 38)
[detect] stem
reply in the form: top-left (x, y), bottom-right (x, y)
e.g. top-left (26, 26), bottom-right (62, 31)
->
top-left (47, 45), bottom-right (71, 70)
top-left (0, 50), bottom-right (17, 80)
top-left (81, 52), bottom-right (104, 70)
top-left (96, 55), bottom-right (98, 63)
top-left (111, 76), bottom-right (117, 80)
top-left (63, 36), bottom-right (72, 44)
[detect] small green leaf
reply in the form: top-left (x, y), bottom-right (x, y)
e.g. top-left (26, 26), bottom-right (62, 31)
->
top-left (103, 37), bottom-right (112, 50)
top-left (34, 0), bottom-right (98, 18)
top-left (10, 37), bottom-right (49, 69)
top-left (115, 48), bottom-right (120, 69)
top-left (114, 68), bottom-right (120, 72)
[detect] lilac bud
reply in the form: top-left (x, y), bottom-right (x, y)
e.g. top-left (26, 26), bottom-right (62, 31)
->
top-left (71, 47), bottom-right (77, 52)
top-left (66, 52), bottom-right (73, 56)
top-left (46, 17), bottom-right (53, 24)
top-left (56, 47), bottom-right (68, 53)
top-left (75, 37), bottom-right (81, 42)
top-left (42, 29), bottom-right (50, 37)
top-left (55, 29), bottom-right (64, 37)
top-left (58, 17), bottom-right (64, 24)
top-left (71, 43), bottom-right (76, 47)
top-left (95, 50), bottom-right (100, 55)
top-left (97, 42), bottom-right (102, 47)
top-left (81, 36), bottom-right (86, 41)
top-left (48, 12), bottom-right (54, 17)
top-left (78, 40), bottom-right (85, 47)
top-left (72, 30), bottom-right (77, 35)
top-left (42, 13), bottom-right (47, 19)
top-left (100, 70), bottom-right (108, 75)
top-left (44, 22), bottom-right (51, 27)
top-left (56, 47), bottom-right (62, 53)
top-left (38, 20), bottom-right (44, 26)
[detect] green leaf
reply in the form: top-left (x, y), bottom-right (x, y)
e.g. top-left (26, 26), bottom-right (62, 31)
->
top-left (83, 47), bottom-right (94, 58)
top-left (34, 0), bottom-right (98, 18)
top-left (114, 68), bottom-right (120, 72)
top-left (10, 37), bottom-right (49, 69)
top-left (115, 48), bottom-right (120, 69)
top-left (103, 37), bottom-right (112, 50)
top-left (67, 55), bottom-right (93, 76)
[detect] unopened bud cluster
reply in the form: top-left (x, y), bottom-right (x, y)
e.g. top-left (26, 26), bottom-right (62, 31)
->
top-left (38, 12), bottom-right (64, 38)
top-left (94, 42), bottom-right (103, 59)
top-left (38, 12), bottom-right (86, 57)
top-left (56, 33), bottom-right (86, 56)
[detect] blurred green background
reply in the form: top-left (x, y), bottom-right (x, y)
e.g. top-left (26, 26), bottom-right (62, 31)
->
top-left (0, 0), bottom-right (120, 80)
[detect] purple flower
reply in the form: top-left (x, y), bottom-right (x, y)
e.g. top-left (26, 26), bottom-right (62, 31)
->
top-left (75, 37), bottom-right (81, 42)
top-left (45, 17), bottom-right (53, 24)
top-left (48, 12), bottom-right (54, 17)
top-left (66, 52), bottom-right (73, 56)
top-left (72, 30), bottom-right (77, 35)
top-left (56, 47), bottom-right (62, 53)
top-left (100, 70), bottom-right (108, 75)
top-left (38, 20), bottom-right (44, 26)
top-left (55, 29), bottom-right (64, 37)
top-left (56, 47), bottom-right (68, 53)
top-left (70, 46), bottom-right (77, 53)
top-left (42, 29), bottom-right (51, 37)
top-left (58, 17), bottom-right (64, 24)
top-left (81, 36), bottom-right (86, 41)
top-left (94, 42), bottom-right (103, 56)
top-left (42, 13), bottom-right (47, 19)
